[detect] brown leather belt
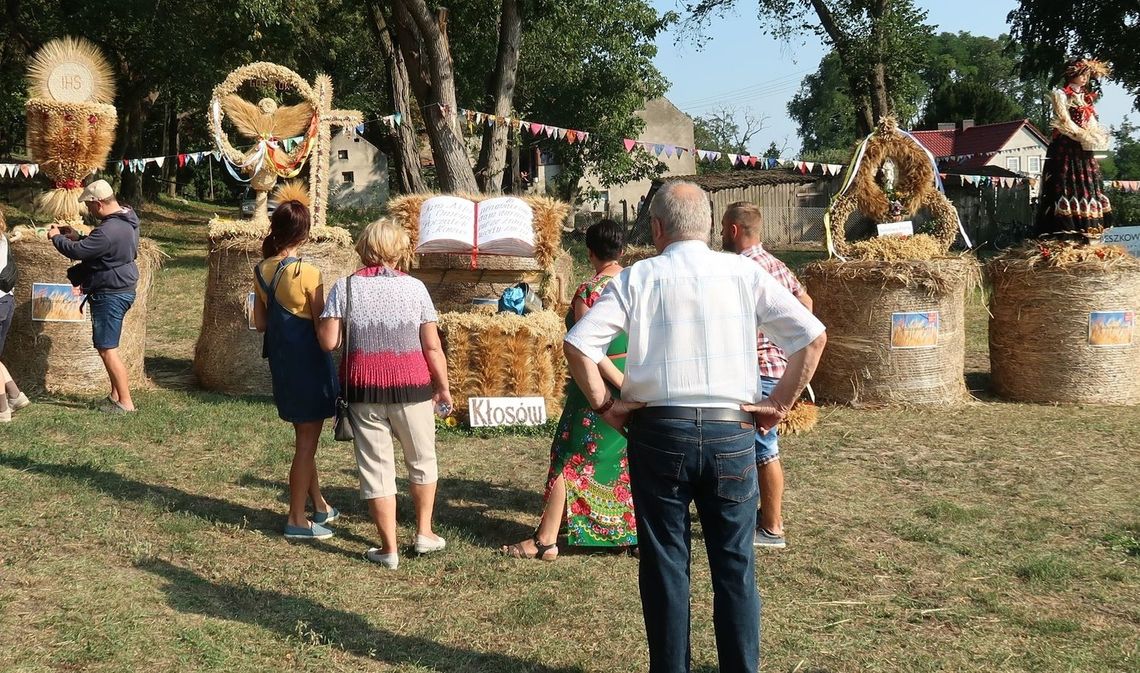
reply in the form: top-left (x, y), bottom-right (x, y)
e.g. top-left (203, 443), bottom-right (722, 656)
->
top-left (631, 406), bottom-right (754, 425)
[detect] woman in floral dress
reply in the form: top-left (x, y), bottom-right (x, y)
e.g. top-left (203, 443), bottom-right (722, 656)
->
top-left (501, 220), bottom-right (635, 559)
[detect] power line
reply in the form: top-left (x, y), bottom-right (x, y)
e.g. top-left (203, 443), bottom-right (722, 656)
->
top-left (670, 69), bottom-right (811, 108)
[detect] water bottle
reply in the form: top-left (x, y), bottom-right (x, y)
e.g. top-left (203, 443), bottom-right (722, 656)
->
top-left (435, 401), bottom-right (453, 418)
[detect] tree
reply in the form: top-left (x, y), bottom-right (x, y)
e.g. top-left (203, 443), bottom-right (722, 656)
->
top-left (787, 52), bottom-right (859, 154)
top-left (1009, 1), bottom-right (1140, 112)
top-left (692, 106), bottom-right (766, 173)
top-left (918, 81), bottom-right (1023, 129)
top-left (1100, 119), bottom-right (1140, 180)
top-left (472, 0), bottom-right (522, 194)
top-left (686, 0), bottom-right (933, 135)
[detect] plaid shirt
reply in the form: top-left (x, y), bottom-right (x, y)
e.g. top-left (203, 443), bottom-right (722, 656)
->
top-left (740, 244), bottom-right (806, 379)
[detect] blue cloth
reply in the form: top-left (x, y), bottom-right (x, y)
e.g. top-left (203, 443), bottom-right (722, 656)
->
top-left (88, 291), bottom-right (135, 349)
top-left (625, 415), bottom-right (760, 673)
top-left (754, 376), bottom-right (780, 465)
top-left (498, 286), bottom-right (526, 315)
top-left (52, 208), bottom-right (140, 293)
top-left (255, 258), bottom-right (337, 424)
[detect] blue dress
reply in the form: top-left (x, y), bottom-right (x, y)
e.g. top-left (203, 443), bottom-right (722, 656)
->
top-left (254, 257), bottom-right (338, 424)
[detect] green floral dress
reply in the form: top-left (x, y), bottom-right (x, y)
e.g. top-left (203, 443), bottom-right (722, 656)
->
top-left (546, 273), bottom-right (636, 547)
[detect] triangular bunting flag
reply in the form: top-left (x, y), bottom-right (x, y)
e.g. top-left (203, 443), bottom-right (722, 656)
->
top-left (393, 112), bottom-right (402, 127)
top-left (747, 156), bottom-right (758, 167)
top-left (565, 130), bottom-right (578, 144)
top-left (19, 164), bottom-right (31, 177)
top-left (662, 144), bottom-right (675, 157)
top-left (154, 156), bottom-right (165, 168)
top-left (530, 123), bottom-right (543, 136)
top-left (545, 126), bottom-right (556, 138)
top-left (0, 165), bottom-right (10, 178)
top-left (798, 162), bottom-right (807, 174)
top-left (579, 131), bottom-right (589, 144)
top-left (623, 139), bottom-right (636, 153)
top-left (708, 151), bottom-right (721, 162)
top-left (520, 121), bottom-right (530, 132)
top-left (556, 128), bottom-right (567, 140)
top-left (653, 144), bottom-right (666, 157)
top-left (178, 154), bottom-right (188, 168)
top-left (805, 162), bottom-right (816, 173)
top-left (728, 154), bottom-right (739, 166)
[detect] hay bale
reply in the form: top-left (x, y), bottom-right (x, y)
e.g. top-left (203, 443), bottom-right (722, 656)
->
top-left (777, 400), bottom-right (818, 435)
top-left (987, 246), bottom-right (1140, 404)
top-left (802, 257), bottom-right (977, 406)
top-left (620, 245), bottom-right (657, 266)
top-left (437, 310), bottom-right (567, 421)
top-left (410, 250), bottom-right (574, 315)
top-left (192, 221), bottom-right (358, 395)
top-left (3, 235), bottom-right (162, 395)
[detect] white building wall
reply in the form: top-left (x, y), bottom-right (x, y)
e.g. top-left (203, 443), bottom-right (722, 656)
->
top-left (328, 131), bottom-right (390, 209)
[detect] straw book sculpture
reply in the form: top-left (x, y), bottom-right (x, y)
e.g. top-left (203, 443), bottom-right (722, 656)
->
top-left (987, 241), bottom-right (1140, 404)
top-left (4, 236), bottom-right (162, 395)
top-left (803, 257), bottom-right (977, 406)
top-left (25, 37), bottom-right (118, 224)
top-left (386, 193), bottom-right (574, 313)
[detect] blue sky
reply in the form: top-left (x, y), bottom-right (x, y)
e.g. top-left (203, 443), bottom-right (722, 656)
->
top-left (650, 0), bottom-right (1133, 155)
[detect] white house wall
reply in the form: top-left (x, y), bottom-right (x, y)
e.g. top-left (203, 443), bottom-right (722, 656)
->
top-left (328, 131), bottom-right (390, 209)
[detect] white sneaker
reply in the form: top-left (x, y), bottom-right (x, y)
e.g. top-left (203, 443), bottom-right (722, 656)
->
top-left (364, 548), bottom-right (398, 569)
top-left (0, 408), bottom-right (10, 423)
top-left (414, 534), bottom-right (446, 554)
top-left (9, 393), bottom-right (30, 411)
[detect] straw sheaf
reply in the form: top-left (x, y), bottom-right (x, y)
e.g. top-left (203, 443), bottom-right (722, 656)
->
top-left (620, 245), bottom-right (657, 266)
top-left (989, 240), bottom-right (1140, 274)
top-left (272, 180), bottom-right (311, 208)
top-left (25, 100), bottom-right (118, 180)
top-left (845, 234), bottom-right (947, 262)
top-left (386, 193), bottom-right (569, 270)
top-left (206, 217), bottom-right (353, 247)
top-left (3, 236), bottom-right (162, 395)
top-left (437, 310), bottom-right (567, 420)
top-left (27, 37), bottom-right (116, 104)
top-left (777, 400), bottom-right (818, 435)
top-left (986, 257), bottom-right (1140, 404)
top-left (193, 233), bottom-right (357, 395)
top-left (803, 257), bottom-right (975, 406)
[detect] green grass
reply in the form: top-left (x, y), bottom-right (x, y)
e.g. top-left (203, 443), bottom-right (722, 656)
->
top-left (0, 200), bottom-right (1138, 672)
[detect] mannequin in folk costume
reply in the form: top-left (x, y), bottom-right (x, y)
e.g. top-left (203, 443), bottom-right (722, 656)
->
top-left (1034, 58), bottom-right (1114, 241)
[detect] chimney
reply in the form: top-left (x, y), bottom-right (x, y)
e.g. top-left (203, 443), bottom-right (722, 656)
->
top-left (937, 122), bottom-right (955, 131)
top-left (958, 119), bottom-right (975, 131)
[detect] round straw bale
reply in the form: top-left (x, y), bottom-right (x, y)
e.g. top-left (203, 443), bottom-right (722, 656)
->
top-left (3, 235), bottom-right (161, 395)
top-left (802, 257), bottom-right (976, 406)
top-left (192, 226), bottom-right (358, 395)
top-left (987, 251), bottom-right (1140, 404)
top-left (410, 250), bottom-right (574, 314)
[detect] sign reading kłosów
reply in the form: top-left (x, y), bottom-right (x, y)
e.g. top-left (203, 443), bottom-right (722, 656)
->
top-left (468, 396), bottom-right (548, 427)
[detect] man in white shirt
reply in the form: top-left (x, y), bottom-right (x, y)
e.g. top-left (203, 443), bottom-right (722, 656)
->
top-left (564, 180), bottom-right (826, 673)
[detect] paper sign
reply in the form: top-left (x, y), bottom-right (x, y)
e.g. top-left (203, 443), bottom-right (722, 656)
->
top-left (468, 396), bottom-right (548, 427)
top-left (1101, 226), bottom-right (1140, 256)
top-left (31, 283), bottom-right (87, 322)
top-left (1088, 310), bottom-right (1134, 347)
top-left (877, 221), bottom-right (914, 238)
top-left (891, 311), bottom-right (939, 349)
top-left (247, 292), bottom-right (257, 330)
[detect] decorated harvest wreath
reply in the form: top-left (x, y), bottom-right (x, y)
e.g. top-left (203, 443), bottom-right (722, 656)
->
top-left (208, 62), bottom-right (320, 222)
top-left (825, 116), bottom-right (962, 260)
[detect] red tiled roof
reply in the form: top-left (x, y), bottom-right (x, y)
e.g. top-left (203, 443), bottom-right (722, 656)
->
top-left (911, 120), bottom-right (1048, 168)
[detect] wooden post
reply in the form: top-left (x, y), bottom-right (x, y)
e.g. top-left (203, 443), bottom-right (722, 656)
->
top-left (309, 74), bottom-right (363, 230)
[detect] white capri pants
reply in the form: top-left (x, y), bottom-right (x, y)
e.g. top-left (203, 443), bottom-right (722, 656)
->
top-left (348, 400), bottom-right (438, 499)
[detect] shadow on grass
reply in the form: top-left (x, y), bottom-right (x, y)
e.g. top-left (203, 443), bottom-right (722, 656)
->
top-left (0, 453), bottom-right (370, 551)
top-left (966, 371), bottom-right (1000, 402)
top-left (237, 474), bottom-right (543, 546)
top-left (145, 355), bottom-right (195, 390)
top-left (136, 558), bottom-right (586, 673)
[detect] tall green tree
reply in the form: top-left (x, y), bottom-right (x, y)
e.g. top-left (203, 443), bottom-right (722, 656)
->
top-left (1009, 1), bottom-right (1140, 112)
top-left (687, 0), bottom-right (933, 135)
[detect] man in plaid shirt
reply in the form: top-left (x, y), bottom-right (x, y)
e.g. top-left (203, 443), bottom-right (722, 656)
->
top-left (721, 202), bottom-right (814, 549)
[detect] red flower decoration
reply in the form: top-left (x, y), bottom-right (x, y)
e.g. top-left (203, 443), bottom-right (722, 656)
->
top-left (570, 498), bottom-right (591, 515)
top-left (581, 417), bottom-right (591, 427)
top-left (623, 511), bottom-right (637, 529)
top-left (619, 472), bottom-right (630, 484)
top-left (614, 484), bottom-right (633, 505)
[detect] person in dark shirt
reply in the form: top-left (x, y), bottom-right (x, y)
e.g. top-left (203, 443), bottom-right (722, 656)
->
top-left (49, 179), bottom-right (140, 413)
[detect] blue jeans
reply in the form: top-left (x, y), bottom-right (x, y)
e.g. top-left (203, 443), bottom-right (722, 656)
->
top-left (755, 376), bottom-right (780, 465)
top-left (626, 414), bottom-right (760, 673)
top-left (87, 291), bottom-right (135, 349)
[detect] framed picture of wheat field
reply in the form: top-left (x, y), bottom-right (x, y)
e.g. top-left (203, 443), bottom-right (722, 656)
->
top-left (890, 311), bottom-right (940, 349)
top-left (31, 283), bottom-right (87, 322)
top-left (1088, 310), bottom-right (1135, 347)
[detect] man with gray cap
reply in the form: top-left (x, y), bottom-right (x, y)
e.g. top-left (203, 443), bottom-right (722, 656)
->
top-left (48, 179), bottom-right (140, 412)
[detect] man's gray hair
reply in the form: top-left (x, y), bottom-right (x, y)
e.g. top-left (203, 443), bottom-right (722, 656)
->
top-left (649, 180), bottom-right (711, 242)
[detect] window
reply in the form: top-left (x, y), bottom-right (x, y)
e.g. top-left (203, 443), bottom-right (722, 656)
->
top-left (1006, 156), bottom-right (1021, 172)
top-left (337, 150), bottom-right (349, 160)
top-left (341, 171), bottom-right (354, 184)
top-left (1028, 156), bottom-right (1042, 173)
